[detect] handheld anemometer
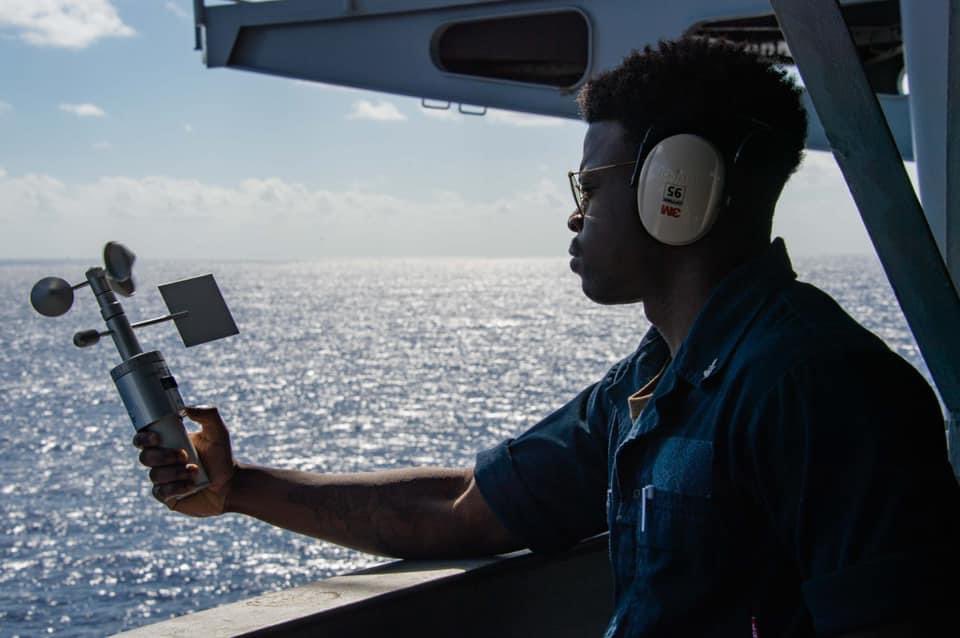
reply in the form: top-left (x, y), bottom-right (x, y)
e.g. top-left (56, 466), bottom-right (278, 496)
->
top-left (29, 242), bottom-right (239, 500)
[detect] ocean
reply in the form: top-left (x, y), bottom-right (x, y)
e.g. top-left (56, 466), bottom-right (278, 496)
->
top-left (0, 256), bottom-right (928, 637)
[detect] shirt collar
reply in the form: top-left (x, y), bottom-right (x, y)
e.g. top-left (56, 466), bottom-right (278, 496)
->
top-left (672, 238), bottom-right (797, 387)
top-left (627, 363), bottom-right (667, 420)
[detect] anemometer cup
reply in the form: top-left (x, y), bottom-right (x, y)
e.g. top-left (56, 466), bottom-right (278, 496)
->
top-left (104, 242), bottom-right (136, 297)
top-left (30, 277), bottom-right (75, 317)
top-left (108, 275), bottom-right (136, 298)
top-left (104, 241), bottom-right (135, 281)
top-left (30, 242), bottom-right (137, 317)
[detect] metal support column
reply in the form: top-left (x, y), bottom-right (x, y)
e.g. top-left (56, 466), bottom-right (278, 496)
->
top-left (901, 0), bottom-right (960, 469)
top-left (770, 0), bottom-right (960, 474)
top-left (900, 0), bottom-right (960, 278)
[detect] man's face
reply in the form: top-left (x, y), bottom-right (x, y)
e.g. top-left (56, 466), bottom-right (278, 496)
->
top-left (568, 121), bottom-right (662, 305)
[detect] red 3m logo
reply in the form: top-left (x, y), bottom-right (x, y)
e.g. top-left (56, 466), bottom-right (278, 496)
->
top-left (660, 204), bottom-right (682, 218)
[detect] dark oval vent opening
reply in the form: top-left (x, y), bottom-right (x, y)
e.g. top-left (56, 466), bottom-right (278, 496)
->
top-left (433, 11), bottom-right (589, 88)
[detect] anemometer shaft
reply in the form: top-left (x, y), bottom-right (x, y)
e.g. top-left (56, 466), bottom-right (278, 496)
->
top-left (86, 267), bottom-right (143, 362)
top-left (86, 265), bottom-right (211, 497)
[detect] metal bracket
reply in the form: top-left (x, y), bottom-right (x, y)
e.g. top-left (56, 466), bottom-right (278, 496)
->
top-left (458, 103), bottom-right (487, 116)
top-left (421, 99), bottom-right (451, 110)
top-left (192, 0), bottom-right (205, 50)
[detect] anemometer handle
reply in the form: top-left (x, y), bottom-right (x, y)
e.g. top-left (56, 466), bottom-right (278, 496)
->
top-left (112, 351), bottom-right (210, 497)
top-left (147, 414), bottom-right (210, 497)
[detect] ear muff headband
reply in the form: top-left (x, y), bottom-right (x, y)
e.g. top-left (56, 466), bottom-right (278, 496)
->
top-left (631, 130), bottom-right (726, 246)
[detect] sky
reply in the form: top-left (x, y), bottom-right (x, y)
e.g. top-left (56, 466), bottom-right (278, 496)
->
top-left (0, 0), bottom-right (917, 260)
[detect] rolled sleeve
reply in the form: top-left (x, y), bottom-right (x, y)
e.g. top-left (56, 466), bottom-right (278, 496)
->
top-left (474, 382), bottom-right (611, 554)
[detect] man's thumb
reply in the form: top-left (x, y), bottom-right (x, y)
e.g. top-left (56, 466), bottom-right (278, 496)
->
top-left (180, 405), bottom-right (229, 438)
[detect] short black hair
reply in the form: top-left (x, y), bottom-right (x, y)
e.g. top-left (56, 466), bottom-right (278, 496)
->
top-left (577, 37), bottom-right (807, 229)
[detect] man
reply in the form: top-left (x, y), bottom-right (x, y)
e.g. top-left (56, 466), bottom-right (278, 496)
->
top-left (136, 39), bottom-right (960, 635)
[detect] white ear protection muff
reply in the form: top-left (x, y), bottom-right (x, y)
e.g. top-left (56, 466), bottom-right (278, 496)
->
top-left (632, 133), bottom-right (727, 246)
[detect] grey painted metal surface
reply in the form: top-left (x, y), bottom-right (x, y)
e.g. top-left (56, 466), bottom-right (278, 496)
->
top-left (194, 0), bottom-right (913, 158)
top-left (771, 0), bottom-right (960, 470)
top-left (112, 536), bottom-right (613, 637)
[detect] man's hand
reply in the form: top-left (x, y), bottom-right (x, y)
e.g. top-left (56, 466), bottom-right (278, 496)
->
top-left (133, 405), bottom-right (237, 518)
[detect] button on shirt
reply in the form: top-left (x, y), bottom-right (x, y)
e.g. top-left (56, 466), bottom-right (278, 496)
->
top-left (475, 239), bottom-right (960, 636)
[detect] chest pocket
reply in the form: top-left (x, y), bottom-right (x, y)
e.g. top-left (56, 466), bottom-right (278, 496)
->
top-left (637, 437), bottom-right (715, 554)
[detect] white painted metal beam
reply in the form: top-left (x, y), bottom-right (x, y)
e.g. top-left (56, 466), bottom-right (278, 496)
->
top-left (194, 0), bottom-right (913, 157)
top-left (901, 1), bottom-right (960, 279)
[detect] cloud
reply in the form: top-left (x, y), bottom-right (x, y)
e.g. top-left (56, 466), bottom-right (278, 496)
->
top-left (0, 1), bottom-right (135, 49)
top-left (346, 99), bottom-right (407, 122)
top-left (0, 99), bottom-right (11, 114)
top-left (773, 150), bottom-right (919, 255)
top-left (60, 102), bottom-right (106, 117)
top-left (0, 173), bottom-right (388, 223)
top-left (421, 105), bottom-right (463, 122)
top-left (0, 167), bottom-right (6, 179)
top-left (293, 79), bottom-right (363, 94)
top-left (163, 2), bottom-right (189, 20)
top-left (0, 155), bottom-right (912, 260)
top-left (492, 177), bottom-right (566, 213)
top-left (184, 123), bottom-right (193, 133)
top-left (0, 170), bottom-right (567, 228)
top-left (0, 172), bottom-right (71, 221)
top-left (92, 141), bottom-right (111, 151)
top-left (487, 109), bottom-right (567, 127)
top-left (0, 170), bottom-right (573, 258)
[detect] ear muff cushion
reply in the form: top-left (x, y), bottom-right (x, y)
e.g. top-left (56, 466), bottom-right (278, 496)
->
top-left (636, 134), bottom-right (726, 246)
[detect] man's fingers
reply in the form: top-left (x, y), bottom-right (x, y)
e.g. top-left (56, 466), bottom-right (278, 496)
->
top-left (181, 405), bottom-right (229, 441)
top-left (139, 447), bottom-right (188, 467)
top-left (149, 464), bottom-right (196, 485)
top-left (152, 482), bottom-right (193, 501)
top-left (132, 430), bottom-right (160, 449)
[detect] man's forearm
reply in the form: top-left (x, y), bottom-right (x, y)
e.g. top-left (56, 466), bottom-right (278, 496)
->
top-left (225, 463), bottom-right (515, 559)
